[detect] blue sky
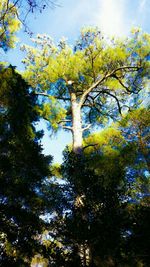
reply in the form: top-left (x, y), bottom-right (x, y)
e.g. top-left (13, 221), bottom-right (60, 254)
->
top-left (3, 0), bottom-right (150, 162)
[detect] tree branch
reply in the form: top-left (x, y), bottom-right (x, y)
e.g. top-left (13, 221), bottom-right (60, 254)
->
top-left (62, 126), bottom-right (73, 131)
top-left (83, 143), bottom-right (99, 150)
top-left (58, 119), bottom-right (71, 124)
top-left (115, 75), bottom-right (140, 94)
top-left (82, 124), bottom-right (92, 132)
top-left (34, 92), bottom-right (70, 101)
top-left (79, 66), bottom-right (140, 107)
top-left (102, 90), bottom-right (122, 115)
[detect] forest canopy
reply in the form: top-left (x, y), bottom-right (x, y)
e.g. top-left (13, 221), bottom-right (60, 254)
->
top-left (0, 1), bottom-right (150, 266)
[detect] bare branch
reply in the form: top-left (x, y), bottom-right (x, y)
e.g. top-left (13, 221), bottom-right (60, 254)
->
top-left (34, 92), bottom-right (50, 97)
top-left (82, 124), bottom-right (92, 132)
top-left (34, 92), bottom-right (70, 101)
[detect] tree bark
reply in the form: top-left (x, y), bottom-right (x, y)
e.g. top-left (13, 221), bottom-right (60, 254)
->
top-left (71, 92), bottom-right (83, 154)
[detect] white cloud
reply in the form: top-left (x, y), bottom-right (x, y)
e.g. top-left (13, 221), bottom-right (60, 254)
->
top-left (95, 0), bottom-right (127, 37)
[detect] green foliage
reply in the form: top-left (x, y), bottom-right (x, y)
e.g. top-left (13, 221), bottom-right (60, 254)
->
top-left (120, 107), bottom-right (150, 163)
top-left (0, 0), bottom-right (20, 51)
top-left (22, 27), bottom-right (150, 89)
top-left (31, 254), bottom-right (49, 267)
top-left (119, 107), bottom-right (150, 211)
top-left (56, 147), bottom-right (127, 266)
top-left (47, 108), bottom-right (150, 266)
top-left (0, 66), bottom-right (52, 266)
top-left (84, 126), bottom-right (126, 155)
top-left (50, 163), bottom-right (62, 178)
top-left (0, 0), bottom-right (58, 52)
top-left (41, 96), bottom-right (66, 132)
top-left (21, 27), bottom-right (150, 133)
top-left (0, 23), bottom-right (149, 266)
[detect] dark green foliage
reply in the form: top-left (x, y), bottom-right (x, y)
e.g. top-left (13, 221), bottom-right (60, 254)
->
top-left (0, 66), bottom-right (52, 266)
top-left (124, 205), bottom-right (150, 267)
top-left (48, 114), bottom-right (150, 267)
top-left (60, 151), bottom-right (127, 267)
top-left (0, 66), bottom-right (149, 267)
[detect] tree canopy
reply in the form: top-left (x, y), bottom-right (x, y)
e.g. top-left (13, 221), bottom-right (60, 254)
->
top-left (0, 1), bottom-right (149, 263)
top-left (44, 108), bottom-right (149, 266)
top-left (21, 27), bottom-right (150, 152)
top-left (0, 0), bottom-right (58, 51)
top-left (0, 0), bottom-right (20, 51)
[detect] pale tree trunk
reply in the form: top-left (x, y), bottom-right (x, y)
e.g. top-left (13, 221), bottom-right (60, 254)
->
top-left (71, 92), bottom-right (83, 154)
top-left (70, 93), bottom-right (91, 266)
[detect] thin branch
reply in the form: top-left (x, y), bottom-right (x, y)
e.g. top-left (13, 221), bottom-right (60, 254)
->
top-left (83, 143), bottom-right (99, 150)
top-left (122, 104), bottom-right (132, 112)
top-left (62, 126), bottom-right (73, 131)
top-left (115, 75), bottom-right (138, 94)
top-left (34, 92), bottom-right (70, 101)
top-left (82, 124), bottom-right (92, 132)
top-left (102, 90), bottom-right (122, 115)
top-left (34, 92), bottom-right (49, 97)
top-left (42, 116), bottom-right (50, 122)
top-left (58, 119), bottom-right (71, 124)
top-left (82, 104), bottom-right (93, 108)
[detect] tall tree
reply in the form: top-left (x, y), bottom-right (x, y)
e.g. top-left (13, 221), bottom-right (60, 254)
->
top-left (21, 27), bottom-right (150, 266)
top-left (22, 27), bottom-right (150, 153)
top-left (0, 66), bottom-right (52, 266)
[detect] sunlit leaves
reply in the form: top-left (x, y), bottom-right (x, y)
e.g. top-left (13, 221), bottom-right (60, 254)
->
top-left (21, 27), bottom-right (150, 137)
top-left (31, 254), bottom-right (49, 267)
top-left (0, 0), bottom-right (20, 51)
top-left (22, 27), bottom-right (150, 90)
top-left (41, 96), bottom-right (66, 132)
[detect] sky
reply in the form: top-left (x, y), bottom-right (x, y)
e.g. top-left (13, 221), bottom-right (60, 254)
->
top-left (3, 0), bottom-right (150, 162)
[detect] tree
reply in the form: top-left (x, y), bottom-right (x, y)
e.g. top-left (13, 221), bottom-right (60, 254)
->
top-left (0, 0), bottom-right (58, 52)
top-left (120, 107), bottom-right (150, 171)
top-left (0, 66), bottom-right (52, 266)
top-left (44, 114), bottom-right (149, 267)
top-left (20, 27), bottom-right (150, 266)
top-left (61, 152), bottom-right (127, 266)
top-left (117, 107), bottom-right (150, 266)
top-left (83, 113), bottom-right (150, 266)
top-left (0, 0), bottom-right (21, 51)
top-left (47, 126), bottom-right (135, 266)
top-left (21, 27), bottom-right (150, 154)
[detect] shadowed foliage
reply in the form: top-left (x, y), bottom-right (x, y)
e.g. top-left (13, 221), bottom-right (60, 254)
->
top-left (0, 66), bottom-right (52, 266)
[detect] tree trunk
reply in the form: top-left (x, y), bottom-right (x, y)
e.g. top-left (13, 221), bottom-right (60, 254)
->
top-left (71, 93), bottom-right (83, 154)
top-left (71, 93), bottom-right (91, 266)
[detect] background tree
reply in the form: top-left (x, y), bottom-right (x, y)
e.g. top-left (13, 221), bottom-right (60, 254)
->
top-left (119, 107), bottom-right (150, 267)
top-left (0, 0), bottom-right (58, 52)
top-left (0, 66), bottom-right (52, 266)
top-left (44, 110), bottom-right (149, 267)
top-left (0, 0), bottom-right (21, 51)
top-left (120, 107), bottom-right (150, 171)
top-left (21, 27), bottom-right (150, 153)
